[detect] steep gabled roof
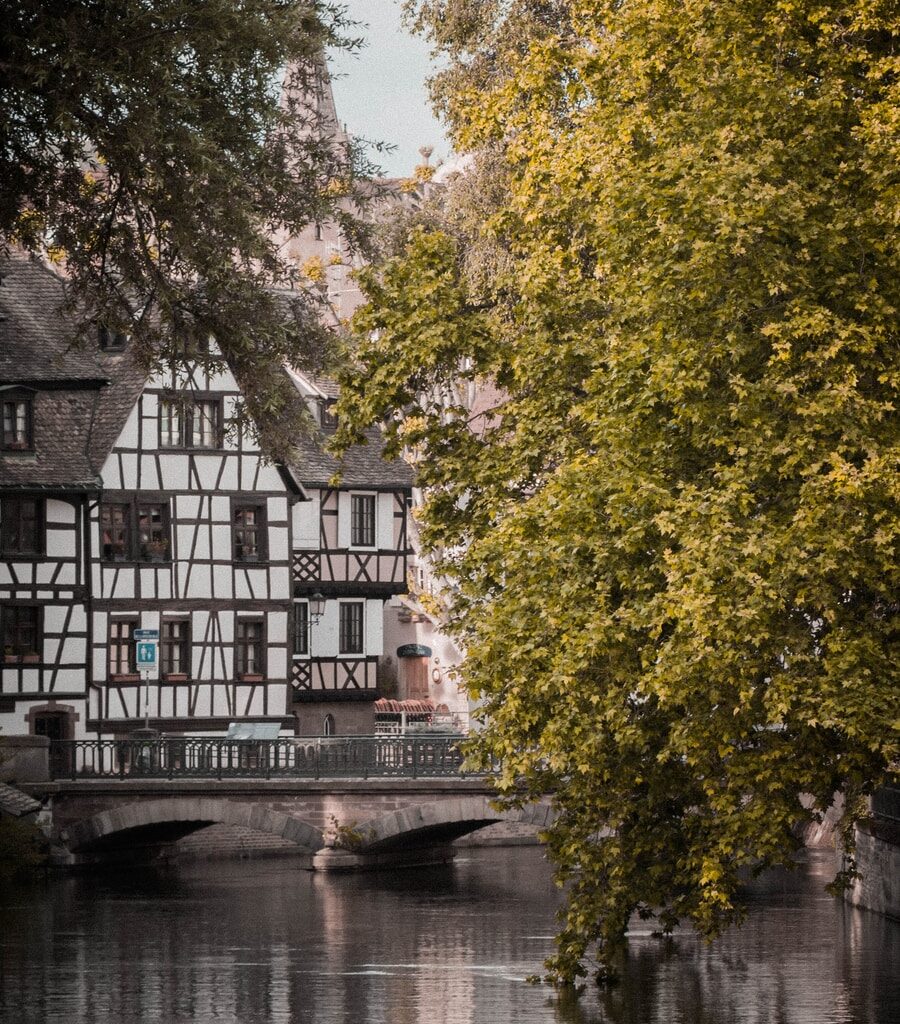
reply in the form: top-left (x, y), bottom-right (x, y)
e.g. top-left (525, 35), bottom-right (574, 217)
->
top-left (286, 367), bottom-right (414, 490)
top-left (0, 252), bottom-right (409, 494)
top-left (0, 252), bottom-right (101, 383)
top-left (0, 252), bottom-right (146, 489)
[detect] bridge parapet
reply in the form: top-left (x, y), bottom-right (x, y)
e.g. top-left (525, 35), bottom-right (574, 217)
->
top-left (0, 735), bottom-right (50, 783)
top-left (48, 736), bottom-right (494, 782)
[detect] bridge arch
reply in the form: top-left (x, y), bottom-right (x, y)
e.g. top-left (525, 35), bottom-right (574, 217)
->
top-left (63, 797), bottom-right (324, 854)
top-left (354, 796), bottom-right (554, 852)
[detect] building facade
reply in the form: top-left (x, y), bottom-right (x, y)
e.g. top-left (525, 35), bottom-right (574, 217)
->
top-left (286, 368), bottom-right (413, 734)
top-left (1, 252), bottom-right (411, 740)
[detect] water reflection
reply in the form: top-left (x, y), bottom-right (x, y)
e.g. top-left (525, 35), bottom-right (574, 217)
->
top-left (0, 849), bottom-right (897, 1024)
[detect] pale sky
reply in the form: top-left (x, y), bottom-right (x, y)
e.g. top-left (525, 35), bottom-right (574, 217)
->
top-left (327, 0), bottom-right (450, 178)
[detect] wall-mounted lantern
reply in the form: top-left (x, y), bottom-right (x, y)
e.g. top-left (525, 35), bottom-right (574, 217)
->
top-left (309, 592), bottom-right (326, 625)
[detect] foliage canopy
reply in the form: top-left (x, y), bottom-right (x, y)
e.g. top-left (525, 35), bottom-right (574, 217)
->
top-left (336, 0), bottom-right (900, 982)
top-left (1, 0), bottom-right (368, 454)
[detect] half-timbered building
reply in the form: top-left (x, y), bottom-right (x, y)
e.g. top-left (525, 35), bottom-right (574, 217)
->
top-left (87, 353), bottom-right (306, 737)
top-left (286, 367), bottom-right (413, 735)
top-left (0, 253), bottom-right (144, 742)
top-left (2, 252), bottom-right (414, 740)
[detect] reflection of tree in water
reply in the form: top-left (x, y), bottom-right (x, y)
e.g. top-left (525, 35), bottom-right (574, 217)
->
top-left (549, 855), bottom-right (899, 1024)
top-left (1, 850), bottom-right (898, 1023)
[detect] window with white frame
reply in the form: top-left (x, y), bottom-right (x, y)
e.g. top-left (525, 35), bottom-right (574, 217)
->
top-left (338, 602), bottom-right (363, 654)
top-left (350, 494), bottom-right (376, 547)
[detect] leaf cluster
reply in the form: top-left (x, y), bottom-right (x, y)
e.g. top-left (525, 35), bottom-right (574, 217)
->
top-left (338, 0), bottom-right (900, 983)
top-left (0, 0), bottom-right (373, 456)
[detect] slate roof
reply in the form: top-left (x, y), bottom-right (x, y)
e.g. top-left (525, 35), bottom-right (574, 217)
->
top-left (0, 252), bottom-right (146, 490)
top-left (291, 420), bottom-right (414, 489)
top-left (285, 369), bottom-right (413, 490)
top-left (0, 253), bottom-right (101, 384)
top-left (297, 371), bottom-right (340, 400)
top-left (0, 251), bottom-right (412, 492)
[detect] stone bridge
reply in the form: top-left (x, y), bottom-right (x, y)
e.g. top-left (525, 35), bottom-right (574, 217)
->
top-left (6, 737), bottom-right (554, 870)
top-left (25, 777), bottom-right (553, 870)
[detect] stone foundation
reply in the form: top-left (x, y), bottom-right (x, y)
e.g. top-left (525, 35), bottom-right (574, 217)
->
top-left (845, 826), bottom-right (900, 921)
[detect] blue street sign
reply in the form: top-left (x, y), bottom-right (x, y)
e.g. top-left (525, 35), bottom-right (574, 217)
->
top-left (134, 629), bottom-right (159, 641)
top-left (137, 642), bottom-right (157, 667)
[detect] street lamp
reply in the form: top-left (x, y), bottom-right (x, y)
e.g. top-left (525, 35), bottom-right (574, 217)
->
top-left (304, 591), bottom-right (327, 659)
top-left (309, 592), bottom-right (326, 625)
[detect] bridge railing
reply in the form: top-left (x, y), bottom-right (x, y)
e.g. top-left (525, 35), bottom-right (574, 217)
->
top-left (47, 736), bottom-right (489, 781)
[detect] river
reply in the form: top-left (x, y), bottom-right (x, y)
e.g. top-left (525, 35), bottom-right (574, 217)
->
top-left (0, 847), bottom-right (897, 1023)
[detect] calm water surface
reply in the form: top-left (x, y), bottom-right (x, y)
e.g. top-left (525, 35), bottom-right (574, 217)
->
top-left (0, 847), bottom-right (897, 1024)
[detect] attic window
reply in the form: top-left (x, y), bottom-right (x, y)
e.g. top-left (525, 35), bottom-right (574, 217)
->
top-left (1, 395), bottom-right (33, 451)
top-left (98, 325), bottom-right (129, 351)
top-left (320, 400), bottom-right (337, 429)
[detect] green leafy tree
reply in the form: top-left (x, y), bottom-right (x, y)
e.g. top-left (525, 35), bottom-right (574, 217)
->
top-left (335, 0), bottom-right (900, 983)
top-left (1, 0), bottom-right (371, 455)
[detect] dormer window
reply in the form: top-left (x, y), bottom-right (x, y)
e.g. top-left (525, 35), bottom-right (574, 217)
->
top-left (98, 325), bottom-right (129, 351)
top-left (320, 400), bottom-right (337, 429)
top-left (1, 395), bottom-right (33, 451)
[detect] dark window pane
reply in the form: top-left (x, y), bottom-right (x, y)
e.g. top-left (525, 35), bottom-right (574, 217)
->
top-left (339, 603), bottom-right (363, 654)
top-left (236, 620), bottom-right (263, 676)
top-left (137, 503), bottom-right (168, 560)
top-left (2, 399), bottom-right (32, 450)
top-left (293, 603), bottom-right (309, 655)
top-left (100, 504), bottom-right (130, 560)
top-left (98, 326), bottom-right (128, 351)
top-left (1, 498), bottom-right (42, 555)
top-left (162, 620), bottom-right (190, 676)
top-left (2, 606), bottom-right (40, 658)
top-left (350, 494), bottom-right (375, 547)
top-left (233, 506), bottom-right (263, 561)
top-left (320, 401), bottom-right (337, 428)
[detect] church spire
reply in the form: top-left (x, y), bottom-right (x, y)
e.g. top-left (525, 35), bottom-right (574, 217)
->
top-left (280, 56), bottom-right (351, 155)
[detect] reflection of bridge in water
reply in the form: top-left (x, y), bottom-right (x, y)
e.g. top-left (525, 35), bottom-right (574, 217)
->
top-left (20, 737), bottom-right (553, 871)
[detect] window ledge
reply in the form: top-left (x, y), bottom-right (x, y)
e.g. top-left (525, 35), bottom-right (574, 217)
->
top-left (238, 673), bottom-right (264, 683)
top-left (163, 673), bottom-right (189, 682)
top-left (110, 673), bottom-right (141, 683)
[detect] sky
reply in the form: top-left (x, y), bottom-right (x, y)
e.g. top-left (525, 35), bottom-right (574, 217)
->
top-left (326, 1), bottom-right (450, 178)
